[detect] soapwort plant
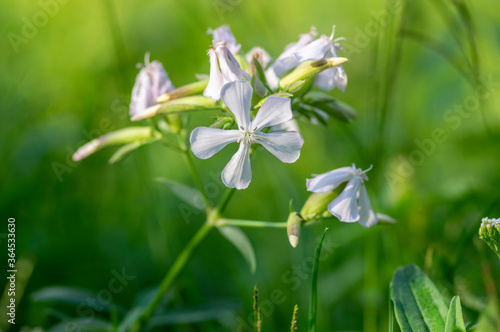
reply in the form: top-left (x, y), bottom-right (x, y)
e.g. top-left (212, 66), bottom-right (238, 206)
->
top-left (71, 25), bottom-right (393, 330)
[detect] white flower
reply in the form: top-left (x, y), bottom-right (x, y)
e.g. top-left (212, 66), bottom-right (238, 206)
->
top-left (266, 27), bottom-right (317, 89)
top-left (191, 80), bottom-right (304, 190)
top-left (130, 53), bottom-right (174, 116)
top-left (293, 26), bottom-right (347, 92)
top-left (306, 164), bottom-right (377, 227)
top-left (208, 25), bottom-right (241, 55)
top-left (204, 41), bottom-right (251, 101)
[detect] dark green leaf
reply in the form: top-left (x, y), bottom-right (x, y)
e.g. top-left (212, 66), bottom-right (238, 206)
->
top-left (218, 226), bottom-right (256, 273)
top-left (156, 178), bottom-right (206, 210)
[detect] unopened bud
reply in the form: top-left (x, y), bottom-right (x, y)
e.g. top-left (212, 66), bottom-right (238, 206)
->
top-left (287, 212), bottom-right (303, 248)
top-left (479, 217), bottom-right (500, 258)
top-left (131, 96), bottom-right (217, 121)
top-left (279, 57), bottom-right (348, 91)
top-left (300, 191), bottom-right (339, 221)
top-left (72, 127), bottom-right (160, 162)
top-left (157, 80), bottom-right (209, 103)
top-left (210, 117), bottom-right (234, 129)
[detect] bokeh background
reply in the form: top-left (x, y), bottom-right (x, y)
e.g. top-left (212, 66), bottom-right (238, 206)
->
top-left (1, 0), bottom-right (500, 330)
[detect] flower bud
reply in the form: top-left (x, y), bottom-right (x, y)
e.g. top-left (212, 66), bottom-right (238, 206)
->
top-left (157, 80), bottom-right (209, 103)
top-left (131, 96), bottom-right (217, 122)
top-left (279, 57), bottom-right (348, 92)
top-left (300, 191), bottom-right (339, 221)
top-left (287, 212), bottom-right (303, 248)
top-left (479, 217), bottom-right (500, 258)
top-left (210, 117), bottom-right (234, 129)
top-left (72, 127), bottom-right (161, 162)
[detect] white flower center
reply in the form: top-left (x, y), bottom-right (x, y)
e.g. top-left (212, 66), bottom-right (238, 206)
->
top-left (238, 130), bottom-right (254, 144)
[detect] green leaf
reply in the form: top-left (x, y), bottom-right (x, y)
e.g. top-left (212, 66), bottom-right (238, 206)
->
top-left (109, 137), bottom-right (161, 164)
top-left (309, 228), bottom-right (329, 332)
top-left (156, 178), bottom-right (206, 210)
top-left (445, 296), bottom-right (466, 332)
top-left (390, 264), bottom-right (448, 332)
top-left (32, 286), bottom-right (120, 312)
top-left (218, 226), bottom-right (256, 273)
top-left (252, 57), bottom-right (271, 92)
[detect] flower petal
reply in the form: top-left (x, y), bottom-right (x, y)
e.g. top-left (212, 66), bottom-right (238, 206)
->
top-left (204, 49), bottom-right (225, 101)
top-left (216, 44), bottom-right (250, 82)
top-left (221, 142), bottom-right (252, 189)
top-left (306, 166), bottom-right (355, 193)
top-left (253, 131), bottom-right (304, 163)
top-left (314, 66), bottom-right (347, 92)
top-left (357, 185), bottom-right (378, 228)
top-left (251, 97), bottom-right (293, 131)
top-left (220, 80), bottom-right (252, 129)
top-left (328, 177), bottom-right (361, 222)
top-left (293, 35), bottom-right (332, 62)
top-left (190, 127), bottom-right (240, 159)
top-left (208, 25), bottom-right (241, 54)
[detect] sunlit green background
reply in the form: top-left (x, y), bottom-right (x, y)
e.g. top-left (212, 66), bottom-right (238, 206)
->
top-left (2, 0), bottom-right (500, 330)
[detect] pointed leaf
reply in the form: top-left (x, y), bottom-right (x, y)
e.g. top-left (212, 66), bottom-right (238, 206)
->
top-left (445, 296), bottom-right (465, 332)
top-left (109, 137), bottom-right (161, 164)
top-left (156, 178), bottom-right (206, 210)
top-left (218, 226), bottom-right (256, 273)
top-left (390, 264), bottom-right (448, 332)
top-left (309, 228), bottom-right (329, 332)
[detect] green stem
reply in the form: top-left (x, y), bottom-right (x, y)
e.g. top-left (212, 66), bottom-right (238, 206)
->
top-left (218, 218), bottom-right (287, 228)
top-left (137, 222), bottom-right (214, 327)
top-left (181, 149), bottom-right (211, 208)
top-left (216, 187), bottom-right (236, 215)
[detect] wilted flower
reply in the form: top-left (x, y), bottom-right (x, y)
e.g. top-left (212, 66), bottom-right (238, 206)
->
top-left (208, 25), bottom-right (241, 55)
top-left (191, 80), bottom-right (304, 190)
top-left (204, 41), bottom-right (251, 101)
top-left (130, 53), bottom-right (174, 117)
top-left (479, 217), bottom-right (500, 258)
top-left (306, 164), bottom-right (377, 227)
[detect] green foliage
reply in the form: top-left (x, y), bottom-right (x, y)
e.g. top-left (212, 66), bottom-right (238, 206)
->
top-left (445, 296), bottom-right (465, 332)
top-left (218, 226), bottom-right (256, 273)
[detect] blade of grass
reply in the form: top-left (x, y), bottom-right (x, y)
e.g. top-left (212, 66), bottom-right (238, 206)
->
top-left (309, 228), bottom-right (329, 332)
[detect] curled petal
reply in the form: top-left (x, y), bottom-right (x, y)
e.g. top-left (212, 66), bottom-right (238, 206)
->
top-left (190, 127), bottom-right (240, 159)
top-left (222, 142), bottom-right (252, 190)
top-left (220, 81), bottom-right (252, 129)
top-left (251, 97), bottom-right (293, 131)
top-left (253, 131), bottom-right (304, 163)
top-left (216, 45), bottom-right (250, 82)
top-left (328, 177), bottom-right (361, 222)
top-left (204, 49), bottom-right (225, 101)
top-left (306, 166), bottom-right (355, 193)
top-left (358, 184), bottom-right (378, 228)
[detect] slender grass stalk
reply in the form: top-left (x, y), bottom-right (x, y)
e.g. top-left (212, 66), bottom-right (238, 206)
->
top-left (253, 285), bottom-right (262, 332)
top-left (309, 228), bottom-right (329, 332)
top-left (290, 304), bottom-right (299, 332)
top-left (388, 293), bottom-right (394, 332)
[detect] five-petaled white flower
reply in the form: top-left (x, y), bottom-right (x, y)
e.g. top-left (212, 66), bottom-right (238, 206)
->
top-left (191, 80), bottom-right (304, 190)
top-left (130, 53), bottom-right (174, 117)
top-left (204, 41), bottom-right (251, 101)
top-left (207, 25), bottom-right (241, 55)
top-left (306, 164), bottom-right (377, 227)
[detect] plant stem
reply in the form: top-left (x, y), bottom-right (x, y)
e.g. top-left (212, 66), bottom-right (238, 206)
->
top-left (218, 218), bottom-right (288, 228)
top-left (181, 148), bottom-right (211, 208)
top-left (137, 222), bottom-right (214, 327)
top-left (216, 187), bottom-right (236, 215)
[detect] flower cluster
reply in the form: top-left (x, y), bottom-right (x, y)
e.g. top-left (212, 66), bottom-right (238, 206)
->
top-left (72, 24), bottom-right (391, 229)
top-left (479, 217), bottom-right (500, 258)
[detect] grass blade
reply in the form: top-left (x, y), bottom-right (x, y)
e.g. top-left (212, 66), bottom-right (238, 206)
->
top-left (309, 228), bottom-right (329, 332)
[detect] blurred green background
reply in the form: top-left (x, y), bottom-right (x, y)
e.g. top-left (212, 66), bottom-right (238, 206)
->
top-left (1, 0), bottom-right (500, 330)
